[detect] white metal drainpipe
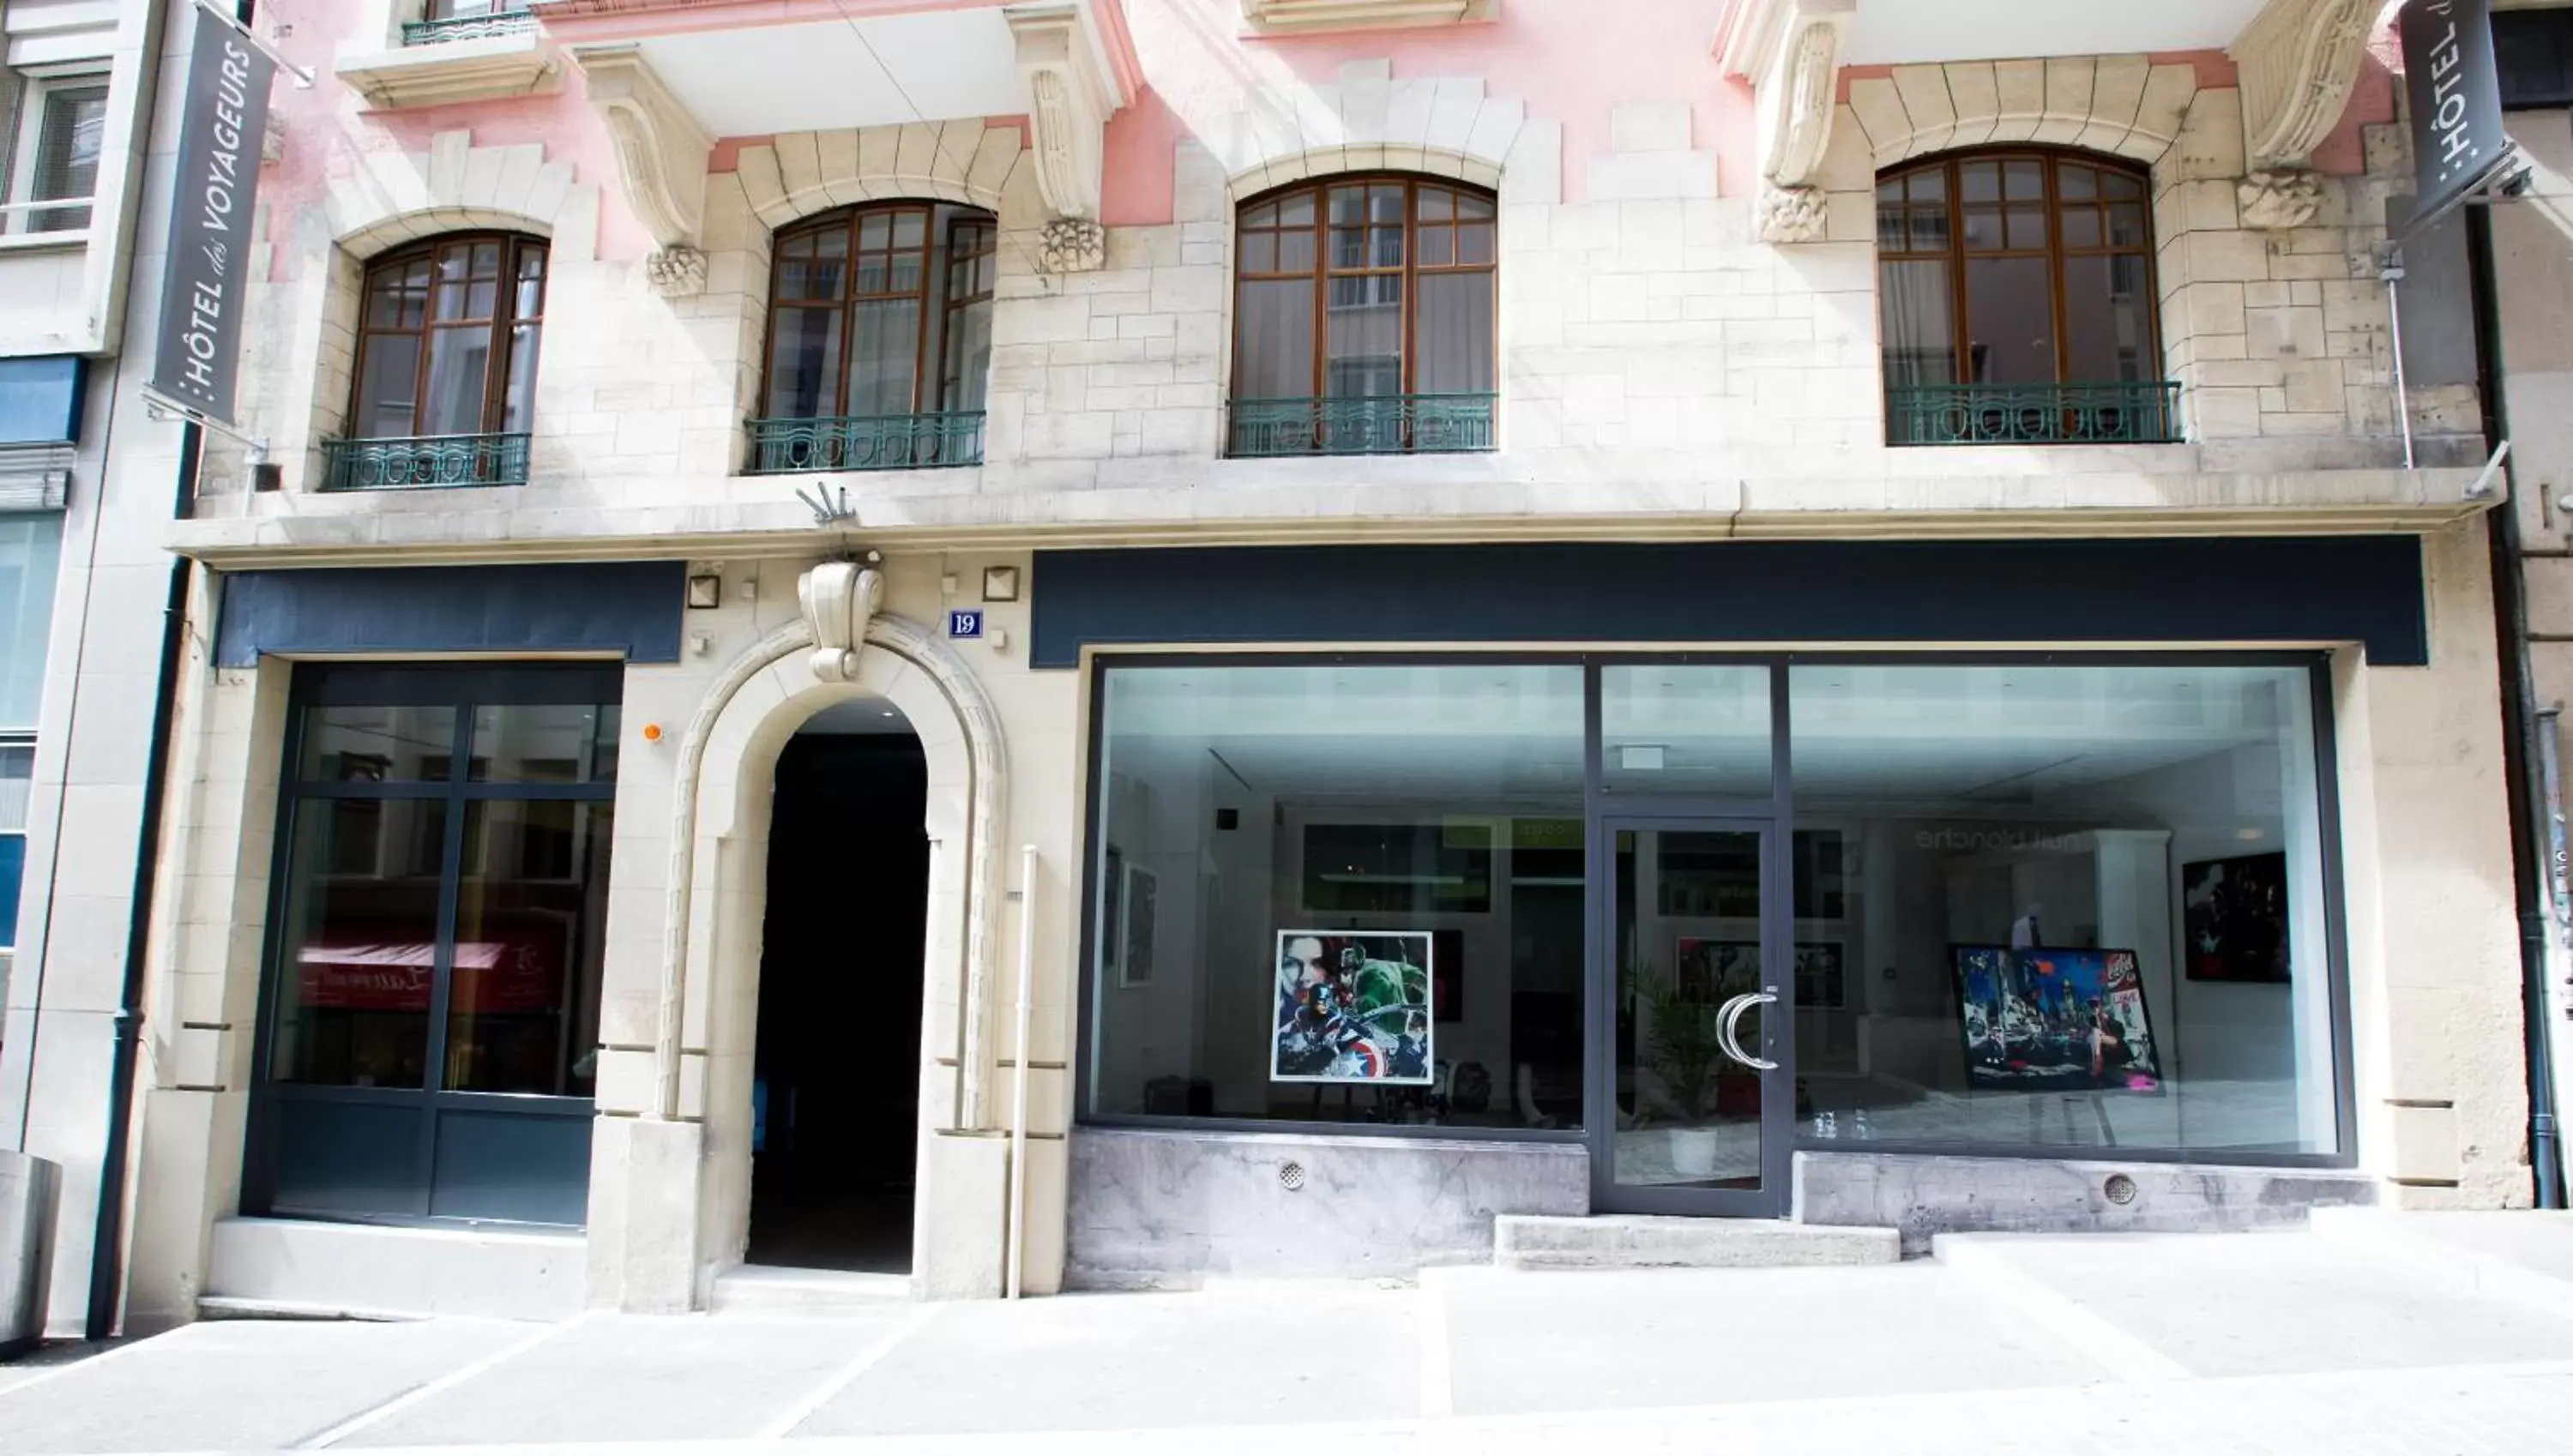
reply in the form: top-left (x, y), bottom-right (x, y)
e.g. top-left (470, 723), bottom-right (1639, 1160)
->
top-left (1007, 845), bottom-right (1040, 1298)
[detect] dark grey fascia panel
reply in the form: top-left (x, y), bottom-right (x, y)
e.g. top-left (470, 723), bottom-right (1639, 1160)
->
top-left (216, 561), bottom-right (688, 668)
top-left (1030, 537), bottom-right (2429, 668)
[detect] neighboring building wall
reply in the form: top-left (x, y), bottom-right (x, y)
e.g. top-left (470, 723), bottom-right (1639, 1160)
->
top-left (0, 0), bottom-right (160, 358)
top-left (0, 0), bottom-right (190, 1339)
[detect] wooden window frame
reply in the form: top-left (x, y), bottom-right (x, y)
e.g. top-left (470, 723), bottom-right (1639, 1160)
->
top-left (759, 201), bottom-right (1000, 422)
top-left (937, 214), bottom-right (998, 411)
top-left (1876, 147), bottom-right (2161, 387)
top-left (1232, 172), bottom-right (1499, 403)
top-left (348, 232), bottom-right (548, 442)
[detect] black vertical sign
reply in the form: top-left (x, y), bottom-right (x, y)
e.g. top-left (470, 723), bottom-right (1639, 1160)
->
top-left (2400, 0), bottom-right (2510, 230)
top-left (148, 9), bottom-right (275, 426)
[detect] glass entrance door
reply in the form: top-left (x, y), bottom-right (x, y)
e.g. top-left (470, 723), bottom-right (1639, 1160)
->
top-left (1594, 818), bottom-right (1790, 1216)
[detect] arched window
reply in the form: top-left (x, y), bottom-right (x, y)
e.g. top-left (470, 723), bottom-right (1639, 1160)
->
top-left (1231, 175), bottom-right (1497, 457)
top-left (1877, 149), bottom-right (2175, 445)
top-left (330, 232), bottom-right (545, 489)
top-left (749, 202), bottom-right (997, 473)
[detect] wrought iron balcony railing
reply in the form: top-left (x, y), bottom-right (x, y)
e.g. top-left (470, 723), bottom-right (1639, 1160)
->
top-left (1227, 393), bottom-right (1498, 458)
top-left (1885, 381), bottom-right (2183, 447)
top-left (319, 432), bottom-right (532, 490)
top-left (401, 7), bottom-right (537, 45)
top-left (744, 411), bottom-right (985, 474)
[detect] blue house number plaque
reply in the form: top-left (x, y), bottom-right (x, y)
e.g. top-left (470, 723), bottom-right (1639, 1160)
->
top-left (948, 609), bottom-right (984, 639)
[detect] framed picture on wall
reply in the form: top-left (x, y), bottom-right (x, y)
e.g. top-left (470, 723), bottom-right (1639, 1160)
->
top-left (1119, 862), bottom-right (1158, 989)
top-left (1271, 930), bottom-right (1434, 1084)
top-left (2183, 851), bottom-right (2291, 983)
top-left (1949, 945), bottom-right (2163, 1094)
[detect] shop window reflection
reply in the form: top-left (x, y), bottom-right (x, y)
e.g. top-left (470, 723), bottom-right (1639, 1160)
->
top-left (1787, 664), bottom-right (2339, 1156)
top-left (1087, 664), bottom-right (1586, 1130)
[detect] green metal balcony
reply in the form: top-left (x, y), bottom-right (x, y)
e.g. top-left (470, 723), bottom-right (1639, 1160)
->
top-left (744, 411), bottom-right (985, 474)
top-left (1885, 381), bottom-right (2182, 447)
top-left (401, 7), bottom-right (535, 45)
top-left (1227, 393), bottom-right (1497, 459)
top-left (319, 432), bottom-right (531, 490)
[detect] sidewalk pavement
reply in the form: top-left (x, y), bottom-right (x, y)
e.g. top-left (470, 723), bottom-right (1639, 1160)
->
top-left (3, 1212), bottom-right (2572, 1454)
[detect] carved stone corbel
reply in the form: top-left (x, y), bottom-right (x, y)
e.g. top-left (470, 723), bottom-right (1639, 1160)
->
top-left (2228, 0), bottom-right (2372, 229)
top-left (798, 562), bottom-right (886, 683)
top-left (1718, 0), bottom-right (1856, 245)
top-left (1007, 3), bottom-right (1117, 272)
top-left (2237, 168), bottom-right (2326, 230)
top-left (572, 45), bottom-right (714, 295)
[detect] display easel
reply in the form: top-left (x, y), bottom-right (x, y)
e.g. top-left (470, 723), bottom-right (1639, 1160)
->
top-left (2031, 1091), bottom-right (2117, 1146)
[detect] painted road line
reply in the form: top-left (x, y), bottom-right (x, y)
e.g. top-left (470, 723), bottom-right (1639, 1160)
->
top-left (756, 1303), bottom-right (943, 1439)
top-left (1933, 1236), bottom-right (2194, 1384)
top-left (1418, 1272), bottom-right (1455, 1417)
top-left (297, 1314), bottom-right (588, 1449)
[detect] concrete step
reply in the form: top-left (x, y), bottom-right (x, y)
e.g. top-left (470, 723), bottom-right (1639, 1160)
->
top-left (710, 1264), bottom-right (912, 1316)
top-left (203, 1217), bottom-right (581, 1322)
top-left (1493, 1215), bottom-right (1901, 1271)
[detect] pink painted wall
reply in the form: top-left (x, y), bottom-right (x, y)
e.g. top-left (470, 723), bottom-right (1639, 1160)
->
top-left (262, 0), bottom-right (2403, 266)
top-left (1100, 0), bottom-right (1757, 226)
top-left (263, 3), bottom-right (648, 271)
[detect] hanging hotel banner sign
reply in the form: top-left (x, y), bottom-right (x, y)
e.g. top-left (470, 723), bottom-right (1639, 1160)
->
top-left (2397, 0), bottom-right (2511, 233)
top-left (148, 9), bottom-right (277, 428)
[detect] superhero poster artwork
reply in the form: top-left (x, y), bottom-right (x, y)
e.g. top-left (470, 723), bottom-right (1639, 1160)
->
top-left (1271, 930), bottom-right (1434, 1085)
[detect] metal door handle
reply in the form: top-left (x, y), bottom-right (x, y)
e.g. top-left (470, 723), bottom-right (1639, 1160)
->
top-left (1711, 993), bottom-right (1750, 1067)
top-left (1719, 990), bottom-right (1779, 1072)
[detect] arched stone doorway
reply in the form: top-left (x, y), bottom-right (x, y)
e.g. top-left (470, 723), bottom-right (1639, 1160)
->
top-left (594, 563), bottom-right (1012, 1309)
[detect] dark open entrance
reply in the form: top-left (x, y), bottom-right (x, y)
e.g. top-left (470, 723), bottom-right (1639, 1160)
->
top-left (748, 701), bottom-right (928, 1272)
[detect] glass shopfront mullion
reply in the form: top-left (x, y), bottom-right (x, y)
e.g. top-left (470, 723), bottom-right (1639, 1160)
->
top-left (415, 750), bottom-right (469, 1170)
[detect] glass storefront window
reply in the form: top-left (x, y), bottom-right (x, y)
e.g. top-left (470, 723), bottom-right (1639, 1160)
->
top-left (449, 799), bottom-right (613, 1095)
top-left (268, 797), bottom-right (446, 1088)
top-left (0, 515), bottom-right (61, 731)
top-left (468, 702), bottom-right (620, 784)
top-left (1087, 663), bottom-right (1587, 1128)
top-left (1082, 655), bottom-right (2347, 1169)
top-left (299, 705), bottom-right (459, 783)
top-left (1601, 665), bottom-right (1771, 797)
top-left (1788, 663), bottom-right (2339, 1156)
top-left (257, 665), bottom-right (620, 1224)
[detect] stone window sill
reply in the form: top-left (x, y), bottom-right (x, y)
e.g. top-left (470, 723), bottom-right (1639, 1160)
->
top-left (0, 230), bottom-right (89, 255)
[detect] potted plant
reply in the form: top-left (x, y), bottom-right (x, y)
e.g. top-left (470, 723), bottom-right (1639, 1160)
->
top-left (1629, 960), bottom-right (1725, 1177)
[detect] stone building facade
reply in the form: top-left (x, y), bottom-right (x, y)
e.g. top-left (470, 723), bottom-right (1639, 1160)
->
top-left (0, 0), bottom-right (2546, 1333)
